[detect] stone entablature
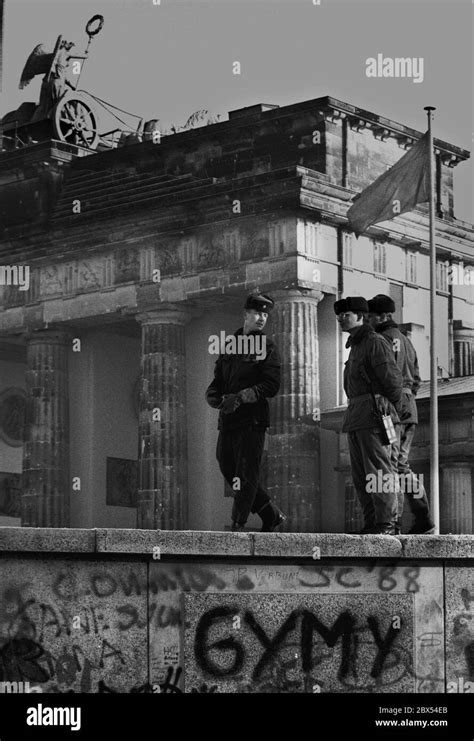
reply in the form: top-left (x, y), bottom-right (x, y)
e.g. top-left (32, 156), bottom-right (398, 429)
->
top-left (0, 162), bottom-right (472, 333)
top-left (0, 96), bottom-right (469, 240)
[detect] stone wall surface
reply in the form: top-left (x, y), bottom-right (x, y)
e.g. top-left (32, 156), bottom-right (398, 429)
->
top-left (0, 528), bottom-right (472, 694)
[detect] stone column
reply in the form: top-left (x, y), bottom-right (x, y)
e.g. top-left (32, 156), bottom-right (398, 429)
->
top-left (440, 463), bottom-right (473, 534)
top-left (266, 290), bottom-right (322, 532)
top-left (136, 307), bottom-right (189, 530)
top-left (22, 331), bottom-right (70, 527)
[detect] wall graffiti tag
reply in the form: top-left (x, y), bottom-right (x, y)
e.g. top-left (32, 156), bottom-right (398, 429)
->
top-left (184, 593), bottom-right (415, 693)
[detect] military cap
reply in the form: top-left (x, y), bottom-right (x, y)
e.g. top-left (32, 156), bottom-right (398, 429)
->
top-left (367, 294), bottom-right (396, 313)
top-left (244, 293), bottom-right (275, 312)
top-left (333, 296), bottom-right (369, 315)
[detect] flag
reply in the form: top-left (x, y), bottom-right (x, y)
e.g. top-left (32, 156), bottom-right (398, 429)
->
top-left (346, 131), bottom-right (430, 236)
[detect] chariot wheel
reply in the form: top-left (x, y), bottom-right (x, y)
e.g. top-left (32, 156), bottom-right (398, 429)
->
top-left (53, 93), bottom-right (100, 149)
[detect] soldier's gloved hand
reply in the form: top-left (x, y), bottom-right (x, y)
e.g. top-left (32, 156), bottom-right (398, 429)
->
top-left (220, 394), bottom-right (242, 414)
top-left (375, 396), bottom-right (391, 416)
top-left (238, 387), bottom-right (258, 404)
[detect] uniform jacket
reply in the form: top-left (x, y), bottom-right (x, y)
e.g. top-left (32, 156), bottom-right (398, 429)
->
top-left (342, 323), bottom-right (403, 432)
top-left (205, 328), bottom-right (281, 430)
top-left (375, 320), bottom-right (420, 425)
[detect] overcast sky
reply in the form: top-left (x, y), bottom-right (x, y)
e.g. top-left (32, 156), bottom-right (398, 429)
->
top-left (1, 0), bottom-right (472, 222)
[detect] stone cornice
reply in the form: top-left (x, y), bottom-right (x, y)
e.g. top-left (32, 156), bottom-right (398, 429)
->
top-left (297, 168), bottom-right (474, 257)
top-left (0, 139), bottom-right (94, 172)
top-left (0, 527), bottom-right (472, 559)
top-left (318, 96), bottom-right (470, 163)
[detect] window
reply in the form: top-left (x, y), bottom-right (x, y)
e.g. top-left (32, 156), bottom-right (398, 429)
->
top-left (343, 232), bottom-right (353, 266)
top-left (406, 252), bottom-right (417, 284)
top-left (373, 242), bottom-right (386, 274)
top-left (224, 231), bottom-right (240, 262)
top-left (269, 222), bottom-right (287, 256)
top-left (436, 260), bottom-right (448, 292)
top-left (140, 247), bottom-right (156, 281)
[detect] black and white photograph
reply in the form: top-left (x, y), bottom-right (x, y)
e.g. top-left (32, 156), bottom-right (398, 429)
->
top-left (0, 0), bottom-right (472, 734)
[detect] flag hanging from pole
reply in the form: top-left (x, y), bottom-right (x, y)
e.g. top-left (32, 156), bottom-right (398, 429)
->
top-left (347, 131), bottom-right (430, 236)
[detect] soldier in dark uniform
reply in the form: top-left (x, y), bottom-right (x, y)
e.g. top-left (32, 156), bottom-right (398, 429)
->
top-left (205, 294), bottom-right (285, 532)
top-left (368, 294), bottom-right (435, 534)
top-left (335, 296), bottom-right (403, 535)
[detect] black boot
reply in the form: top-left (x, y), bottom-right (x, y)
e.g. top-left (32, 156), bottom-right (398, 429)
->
top-left (231, 522), bottom-right (246, 532)
top-left (406, 488), bottom-right (434, 534)
top-left (259, 503), bottom-right (286, 532)
top-left (408, 518), bottom-right (435, 535)
top-left (370, 523), bottom-right (397, 535)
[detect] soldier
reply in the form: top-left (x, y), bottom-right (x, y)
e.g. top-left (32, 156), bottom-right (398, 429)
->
top-left (368, 294), bottom-right (435, 534)
top-left (205, 293), bottom-right (285, 532)
top-left (335, 296), bottom-right (403, 535)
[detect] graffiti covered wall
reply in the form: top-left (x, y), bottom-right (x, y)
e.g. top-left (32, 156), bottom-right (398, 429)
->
top-left (0, 554), bottom-right (451, 693)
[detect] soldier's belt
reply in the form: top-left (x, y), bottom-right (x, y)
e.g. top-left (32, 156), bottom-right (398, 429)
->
top-left (348, 393), bottom-right (382, 404)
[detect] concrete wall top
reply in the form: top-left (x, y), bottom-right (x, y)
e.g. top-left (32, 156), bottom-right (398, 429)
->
top-left (0, 528), bottom-right (473, 560)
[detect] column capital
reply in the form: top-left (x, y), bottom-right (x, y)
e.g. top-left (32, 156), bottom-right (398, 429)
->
top-left (136, 304), bottom-right (193, 327)
top-left (271, 288), bottom-right (324, 306)
top-left (23, 329), bottom-right (73, 346)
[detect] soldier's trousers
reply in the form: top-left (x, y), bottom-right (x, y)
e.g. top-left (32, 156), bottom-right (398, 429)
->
top-left (391, 423), bottom-right (432, 524)
top-left (347, 427), bottom-right (398, 526)
top-left (216, 426), bottom-right (270, 525)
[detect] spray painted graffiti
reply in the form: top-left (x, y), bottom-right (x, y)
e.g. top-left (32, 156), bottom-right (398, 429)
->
top-left (0, 566), bottom-right (147, 693)
top-left (0, 560), bottom-right (447, 694)
top-left (52, 566), bottom-right (227, 600)
top-left (298, 565), bottom-right (420, 593)
top-left (185, 593), bottom-right (415, 693)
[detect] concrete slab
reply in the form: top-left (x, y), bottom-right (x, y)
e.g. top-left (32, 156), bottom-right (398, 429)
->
top-left (401, 535), bottom-right (474, 560)
top-left (183, 592), bottom-right (415, 693)
top-left (96, 529), bottom-right (254, 557)
top-left (0, 527), bottom-right (96, 553)
top-left (149, 560), bottom-right (444, 694)
top-left (253, 532), bottom-right (403, 559)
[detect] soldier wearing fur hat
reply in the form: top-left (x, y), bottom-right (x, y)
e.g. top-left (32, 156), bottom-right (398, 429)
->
top-left (335, 296), bottom-right (403, 534)
top-left (205, 293), bottom-right (285, 532)
top-left (368, 294), bottom-right (434, 534)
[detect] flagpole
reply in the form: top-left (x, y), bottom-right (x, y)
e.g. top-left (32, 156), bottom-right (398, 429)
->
top-left (424, 105), bottom-right (439, 534)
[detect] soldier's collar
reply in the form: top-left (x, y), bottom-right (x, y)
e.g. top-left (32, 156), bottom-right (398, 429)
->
top-left (345, 323), bottom-right (372, 348)
top-left (235, 327), bottom-right (265, 337)
top-left (376, 320), bottom-right (398, 332)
